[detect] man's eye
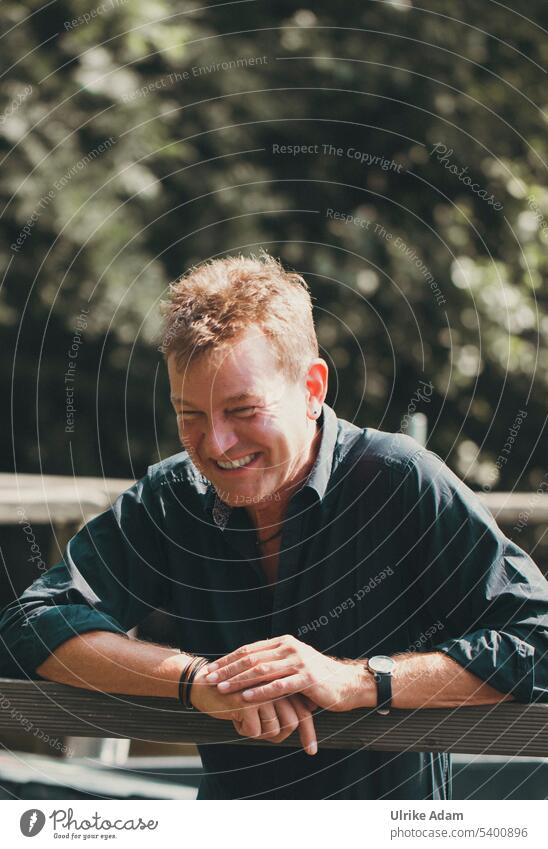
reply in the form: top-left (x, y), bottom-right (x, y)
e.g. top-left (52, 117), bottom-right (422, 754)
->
top-left (232, 406), bottom-right (257, 417)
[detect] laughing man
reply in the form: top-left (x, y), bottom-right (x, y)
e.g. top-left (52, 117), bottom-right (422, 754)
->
top-left (1, 253), bottom-right (547, 799)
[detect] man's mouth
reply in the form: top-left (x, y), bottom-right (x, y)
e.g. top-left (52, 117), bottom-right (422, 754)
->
top-left (215, 452), bottom-right (260, 471)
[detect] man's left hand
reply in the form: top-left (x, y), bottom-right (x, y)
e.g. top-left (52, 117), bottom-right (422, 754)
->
top-left (204, 634), bottom-right (373, 712)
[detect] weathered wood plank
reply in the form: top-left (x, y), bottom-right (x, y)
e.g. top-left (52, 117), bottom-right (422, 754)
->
top-left (0, 473), bottom-right (133, 525)
top-left (1, 679), bottom-right (547, 757)
top-left (480, 491), bottom-right (548, 526)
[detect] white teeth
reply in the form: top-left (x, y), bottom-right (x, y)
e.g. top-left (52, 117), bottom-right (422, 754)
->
top-left (216, 453), bottom-right (257, 470)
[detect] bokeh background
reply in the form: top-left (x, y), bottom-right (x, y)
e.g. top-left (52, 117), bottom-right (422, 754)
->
top-left (1, 4), bottom-right (547, 575)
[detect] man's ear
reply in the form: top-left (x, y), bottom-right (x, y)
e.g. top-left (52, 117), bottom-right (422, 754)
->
top-left (305, 358), bottom-right (329, 419)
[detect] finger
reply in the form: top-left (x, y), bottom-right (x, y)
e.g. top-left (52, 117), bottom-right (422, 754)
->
top-left (241, 673), bottom-right (309, 703)
top-left (265, 698), bottom-right (299, 743)
top-left (206, 638), bottom-right (283, 673)
top-left (258, 703), bottom-right (281, 739)
top-left (238, 705), bottom-right (261, 739)
top-left (290, 695), bottom-right (318, 756)
top-left (215, 659), bottom-right (297, 693)
top-left (206, 650), bottom-right (287, 685)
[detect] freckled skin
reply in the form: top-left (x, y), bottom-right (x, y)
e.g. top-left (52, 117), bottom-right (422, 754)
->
top-left (167, 327), bottom-right (328, 530)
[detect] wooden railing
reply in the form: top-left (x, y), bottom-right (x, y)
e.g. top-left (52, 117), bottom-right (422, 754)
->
top-left (2, 473), bottom-right (547, 530)
top-left (1, 679), bottom-right (547, 757)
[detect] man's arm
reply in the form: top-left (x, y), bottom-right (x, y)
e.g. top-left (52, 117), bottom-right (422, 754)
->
top-left (0, 476), bottom-right (169, 680)
top-left (201, 634), bottom-right (515, 711)
top-left (35, 630), bottom-right (188, 698)
top-left (399, 448), bottom-right (548, 704)
top-left (342, 650), bottom-right (515, 711)
top-left (36, 630), bottom-right (319, 753)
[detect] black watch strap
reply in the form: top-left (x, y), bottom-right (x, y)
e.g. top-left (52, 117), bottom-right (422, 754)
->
top-left (374, 671), bottom-right (392, 715)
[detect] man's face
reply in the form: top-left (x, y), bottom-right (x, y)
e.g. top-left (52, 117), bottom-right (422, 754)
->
top-left (167, 328), bottom-right (319, 508)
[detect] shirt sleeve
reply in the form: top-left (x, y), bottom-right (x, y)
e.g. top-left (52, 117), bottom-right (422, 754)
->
top-left (400, 449), bottom-right (548, 703)
top-left (0, 474), bottom-right (169, 680)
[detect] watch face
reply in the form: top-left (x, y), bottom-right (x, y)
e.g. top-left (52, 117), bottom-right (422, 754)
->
top-left (369, 655), bottom-right (395, 674)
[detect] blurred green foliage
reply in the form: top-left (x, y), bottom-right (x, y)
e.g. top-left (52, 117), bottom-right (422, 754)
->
top-left (1, 0), bottom-right (546, 494)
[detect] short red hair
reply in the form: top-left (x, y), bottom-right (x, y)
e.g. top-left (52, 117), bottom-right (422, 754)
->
top-left (159, 252), bottom-right (318, 382)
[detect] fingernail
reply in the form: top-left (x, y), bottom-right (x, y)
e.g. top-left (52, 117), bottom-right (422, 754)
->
top-left (207, 663), bottom-right (218, 672)
top-left (217, 681), bottom-right (230, 691)
top-left (206, 672), bottom-right (218, 682)
top-left (307, 742), bottom-right (317, 755)
top-left (242, 689), bottom-right (254, 699)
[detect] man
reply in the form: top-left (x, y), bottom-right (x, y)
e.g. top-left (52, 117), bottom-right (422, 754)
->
top-left (1, 253), bottom-right (547, 800)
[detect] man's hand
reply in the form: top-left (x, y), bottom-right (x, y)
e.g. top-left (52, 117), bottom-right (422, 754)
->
top-left (190, 663), bottom-right (319, 754)
top-left (203, 634), bottom-right (370, 712)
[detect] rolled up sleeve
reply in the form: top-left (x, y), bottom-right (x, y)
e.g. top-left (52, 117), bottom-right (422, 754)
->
top-left (0, 474), bottom-right (168, 680)
top-left (402, 450), bottom-right (548, 703)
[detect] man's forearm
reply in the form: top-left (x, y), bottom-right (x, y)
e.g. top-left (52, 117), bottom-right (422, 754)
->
top-left (350, 651), bottom-right (515, 710)
top-left (36, 630), bottom-right (194, 699)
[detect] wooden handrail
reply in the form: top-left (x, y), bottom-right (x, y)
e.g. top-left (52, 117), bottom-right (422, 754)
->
top-left (1, 679), bottom-right (547, 757)
top-left (1, 473), bottom-right (547, 526)
top-left (0, 473), bottom-right (133, 525)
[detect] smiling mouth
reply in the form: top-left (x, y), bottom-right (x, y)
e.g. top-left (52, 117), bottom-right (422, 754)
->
top-left (215, 452), bottom-right (260, 470)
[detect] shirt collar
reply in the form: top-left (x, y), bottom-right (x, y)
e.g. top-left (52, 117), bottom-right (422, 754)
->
top-left (300, 402), bottom-right (338, 503)
top-left (204, 402), bottom-right (338, 529)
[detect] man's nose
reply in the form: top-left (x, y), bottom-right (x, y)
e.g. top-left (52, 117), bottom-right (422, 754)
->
top-left (203, 419), bottom-right (239, 459)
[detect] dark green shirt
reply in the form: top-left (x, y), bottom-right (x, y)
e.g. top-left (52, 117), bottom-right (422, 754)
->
top-left (1, 404), bottom-right (547, 799)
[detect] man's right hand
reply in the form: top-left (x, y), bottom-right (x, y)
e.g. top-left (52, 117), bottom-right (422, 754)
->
top-left (190, 664), bottom-right (318, 755)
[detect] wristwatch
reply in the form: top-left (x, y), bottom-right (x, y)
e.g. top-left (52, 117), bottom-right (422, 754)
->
top-left (367, 655), bottom-right (396, 715)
